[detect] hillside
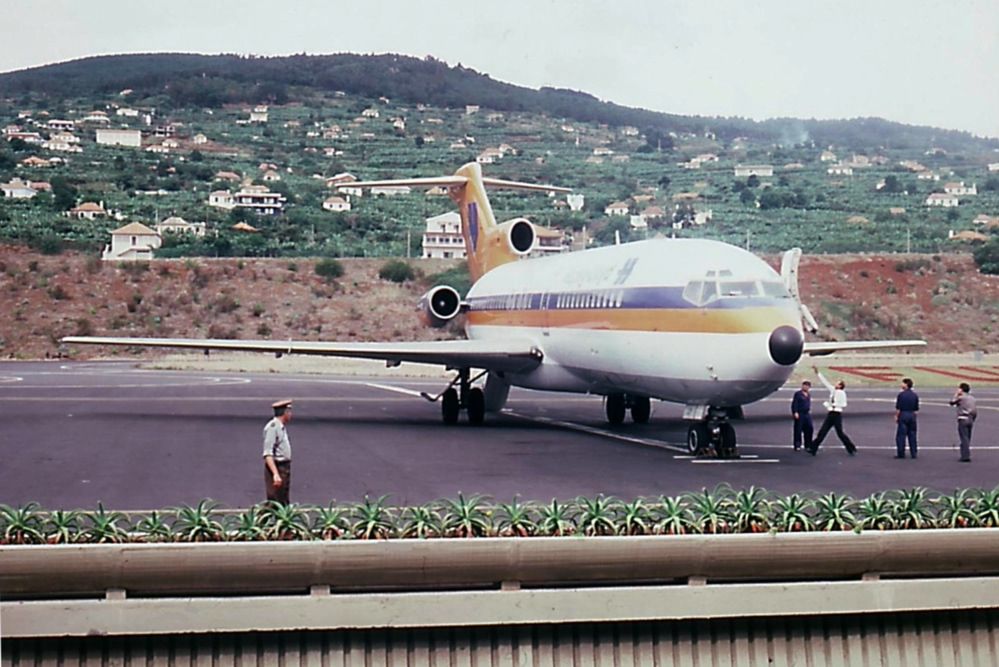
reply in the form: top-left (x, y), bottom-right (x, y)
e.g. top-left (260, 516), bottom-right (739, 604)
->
top-left (2, 53), bottom-right (995, 152)
top-left (3, 246), bottom-right (998, 360)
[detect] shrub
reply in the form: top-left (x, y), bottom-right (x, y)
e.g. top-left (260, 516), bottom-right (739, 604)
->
top-left (379, 260), bottom-right (416, 283)
top-left (315, 258), bottom-right (344, 281)
top-left (47, 284), bottom-right (70, 300)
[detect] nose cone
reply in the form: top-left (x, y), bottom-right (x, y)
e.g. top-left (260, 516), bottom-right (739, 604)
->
top-left (769, 325), bottom-right (804, 366)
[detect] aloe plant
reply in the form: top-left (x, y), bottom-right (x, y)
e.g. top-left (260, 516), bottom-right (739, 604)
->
top-left (263, 502), bottom-right (312, 540)
top-left (399, 503), bottom-right (444, 539)
top-left (228, 504), bottom-right (271, 541)
top-left (441, 493), bottom-right (491, 538)
top-left (936, 489), bottom-right (979, 528)
top-left (857, 492), bottom-right (896, 531)
top-left (771, 494), bottom-right (815, 532)
top-left (893, 487), bottom-right (935, 530)
top-left (814, 492), bottom-right (857, 531)
top-left (312, 503), bottom-right (351, 540)
top-left (172, 500), bottom-right (225, 542)
top-left (654, 495), bottom-right (693, 535)
top-left (1, 503), bottom-right (45, 545)
top-left (731, 487), bottom-right (771, 533)
top-left (351, 495), bottom-right (396, 540)
top-left (43, 509), bottom-right (82, 544)
top-left (83, 503), bottom-right (129, 543)
top-left (975, 487), bottom-right (999, 527)
top-left (133, 510), bottom-right (173, 543)
top-left (618, 498), bottom-right (653, 536)
top-left (575, 495), bottom-right (620, 536)
top-left (687, 488), bottom-right (731, 534)
top-left (538, 499), bottom-right (576, 536)
top-left (494, 498), bottom-right (538, 537)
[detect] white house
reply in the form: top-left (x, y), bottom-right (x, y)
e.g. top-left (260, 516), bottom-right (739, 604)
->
top-left (208, 190), bottom-right (236, 209)
top-left (988, 163), bottom-right (999, 172)
top-left (192, 133), bottom-right (208, 145)
top-left (116, 107), bottom-right (140, 118)
top-left (261, 169), bottom-right (282, 182)
top-left (249, 106), bottom-right (269, 123)
top-left (69, 202), bottom-right (107, 220)
top-left (361, 108), bottom-right (380, 119)
top-left (531, 226), bottom-right (566, 257)
top-left (820, 150), bottom-right (838, 162)
top-left (232, 186), bottom-right (286, 215)
top-left (734, 165), bottom-right (774, 178)
top-left (926, 193), bottom-right (959, 207)
top-left (593, 147), bottom-right (615, 156)
top-left (465, 105), bottom-right (480, 115)
top-left (42, 137), bottom-right (82, 153)
top-left (605, 201), bottom-right (630, 216)
top-left (47, 119), bottom-right (76, 132)
top-left (827, 164), bottom-right (854, 176)
top-left (476, 148), bottom-right (503, 164)
top-left (917, 171), bottom-right (941, 181)
top-left (567, 193), bottom-right (585, 212)
top-left (944, 182), bottom-right (977, 196)
top-left (422, 211), bottom-right (466, 259)
top-left (102, 222), bottom-right (161, 262)
top-left (1, 178), bottom-right (37, 199)
top-left (96, 128), bottom-right (142, 147)
top-left (155, 216), bottom-right (206, 237)
top-left (322, 196), bottom-right (351, 212)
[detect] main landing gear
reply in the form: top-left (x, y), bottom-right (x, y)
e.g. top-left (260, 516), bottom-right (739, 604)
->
top-left (604, 393), bottom-right (652, 425)
top-left (421, 368), bottom-right (487, 425)
top-left (685, 406), bottom-right (739, 459)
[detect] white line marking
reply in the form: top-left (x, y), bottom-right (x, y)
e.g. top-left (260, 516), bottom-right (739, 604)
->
top-left (364, 382), bottom-right (426, 398)
top-left (504, 411), bottom-right (688, 453)
top-left (0, 376), bottom-right (23, 383)
top-left (691, 459), bottom-right (780, 464)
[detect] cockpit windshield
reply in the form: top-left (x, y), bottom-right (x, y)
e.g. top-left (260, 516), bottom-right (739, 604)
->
top-left (682, 276), bottom-right (791, 306)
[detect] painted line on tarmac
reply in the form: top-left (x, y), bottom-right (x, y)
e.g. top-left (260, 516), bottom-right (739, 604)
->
top-left (364, 382), bottom-right (427, 398)
top-left (0, 376), bottom-right (23, 383)
top-left (0, 377), bottom-right (252, 390)
top-left (504, 411), bottom-right (689, 453)
top-left (689, 458), bottom-right (781, 464)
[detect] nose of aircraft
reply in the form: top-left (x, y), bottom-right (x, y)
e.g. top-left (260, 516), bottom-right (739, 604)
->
top-left (768, 325), bottom-right (804, 366)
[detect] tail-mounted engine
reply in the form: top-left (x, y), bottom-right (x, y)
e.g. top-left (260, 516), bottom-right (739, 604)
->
top-left (417, 285), bottom-right (463, 328)
top-left (496, 217), bottom-right (536, 255)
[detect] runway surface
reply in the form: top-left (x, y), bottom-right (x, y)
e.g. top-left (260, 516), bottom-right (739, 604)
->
top-left (1, 360), bottom-right (996, 509)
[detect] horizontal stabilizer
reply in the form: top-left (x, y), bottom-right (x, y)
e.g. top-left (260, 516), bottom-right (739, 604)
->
top-left (803, 340), bottom-right (927, 357)
top-left (480, 177), bottom-right (572, 194)
top-left (337, 175), bottom-right (467, 190)
top-left (61, 336), bottom-right (544, 374)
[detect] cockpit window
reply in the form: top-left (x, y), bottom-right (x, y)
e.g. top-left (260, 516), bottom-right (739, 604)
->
top-left (762, 281), bottom-right (792, 298)
top-left (719, 281), bottom-right (759, 297)
top-left (682, 280), bottom-right (719, 306)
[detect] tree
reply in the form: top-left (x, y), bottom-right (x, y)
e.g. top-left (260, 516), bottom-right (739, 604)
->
top-left (747, 175), bottom-right (760, 188)
top-left (50, 176), bottom-right (77, 211)
top-left (739, 189), bottom-right (757, 205)
top-left (973, 237), bottom-right (999, 274)
top-left (658, 175), bottom-right (671, 190)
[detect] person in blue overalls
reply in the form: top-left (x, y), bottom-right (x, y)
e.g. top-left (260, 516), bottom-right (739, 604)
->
top-left (791, 380), bottom-right (813, 452)
top-left (894, 378), bottom-right (919, 459)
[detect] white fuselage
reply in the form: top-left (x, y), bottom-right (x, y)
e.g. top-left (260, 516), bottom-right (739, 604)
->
top-left (464, 238), bottom-right (803, 407)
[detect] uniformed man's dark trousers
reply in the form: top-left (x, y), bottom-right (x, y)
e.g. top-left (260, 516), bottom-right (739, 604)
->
top-left (793, 414), bottom-right (813, 450)
top-left (265, 461), bottom-right (291, 505)
top-left (896, 412), bottom-right (917, 458)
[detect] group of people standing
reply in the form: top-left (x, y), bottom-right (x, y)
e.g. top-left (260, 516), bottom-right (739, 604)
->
top-left (791, 368), bottom-right (977, 461)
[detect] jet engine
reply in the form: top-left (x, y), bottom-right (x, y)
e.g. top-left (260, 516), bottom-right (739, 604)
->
top-left (417, 285), bottom-right (463, 328)
top-left (496, 217), bottom-right (536, 255)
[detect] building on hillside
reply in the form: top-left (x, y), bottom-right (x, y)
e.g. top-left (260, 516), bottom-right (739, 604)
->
top-left (155, 216), bottom-right (206, 237)
top-left (973, 214), bottom-right (999, 226)
top-left (232, 185), bottom-right (286, 215)
top-left (1, 178), bottom-right (38, 199)
top-left (925, 193), bottom-right (959, 207)
top-left (322, 196), bottom-right (351, 212)
top-left (361, 108), bottom-right (380, 119)
top-left (116, 107), bottom-right (140, 118)
top-left (425, 185), bottom-right (450, 197)
top-left (820, 150), bottom-right (837, 162)
top-left (20, 156), bottom-right (53, 168)
top-left (567, 193), bottom-right (585, 212)
top-left (214, 171), bottom-right (241, 182)
top-left (944, 182), bottom-right (977, 196)
top-left (531, 227), bottom-right (567, 256)
top-left (827, 164), bottom-right (854, 176)
top-left (949, 230), bottom-right (988, 243)
top-left (422, 211), bottom-right (465, 259)
top-left (593, 146), bottom-right (615, 156)
top-left (261, 169), bottom-right (282, 182)
top-left (102, 222), bottom-right (162, 261)
top-left (988, 163), bottom-right (999, 172)
top-left (370, 185), bottom-right (411, 197)
top-left (96, 128), bottom-right (142, 147)
top-left (69, 202), bottom-right (107, 219)
top-left (5, 130), bottom-right (43, 143)
top-left (604, 202), bottom-right (630, 216)
top-left (250, 106), bottom-right (269, 123)
top-left (46, 119), bottom-right (76, 132)
top-left (917, 171), bottom-right (941, 181)
top-left (192, 133), bottom-right (208, 145)
top-left (476, 148), bottom-right (503, 164)
top-left (232, 222), bottom-right (259, 233)
top-left (82, 111), bottom-right (110, 124)
top-left (42, 137), bottom-right (82, 153)
top-left (734, 165), bottom-right (774, 178)
top-left (630, 215), bottom-right (648, 231)
top-left (465, 105), bottom-right (480, 115)
top-left (208, 190), bottom-right (235, 209)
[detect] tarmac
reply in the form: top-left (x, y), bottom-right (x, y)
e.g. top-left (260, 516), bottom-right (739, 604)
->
top-left (2, 359), bottom-right (996, 510)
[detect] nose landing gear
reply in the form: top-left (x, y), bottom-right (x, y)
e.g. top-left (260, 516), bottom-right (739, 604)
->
top-left (685, 406), bottom-right (739, 459)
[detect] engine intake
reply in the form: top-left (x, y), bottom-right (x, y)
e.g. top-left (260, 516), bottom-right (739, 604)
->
top-left (417, 285), bottom-right (462, 328)
top-left (498, 217), bottom-right (536, 255)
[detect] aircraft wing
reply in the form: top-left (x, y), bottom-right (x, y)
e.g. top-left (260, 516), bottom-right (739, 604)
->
top-left (803, 340), bottom-right (927, 357)
top-left (60, 336), bottom-right (544, 374)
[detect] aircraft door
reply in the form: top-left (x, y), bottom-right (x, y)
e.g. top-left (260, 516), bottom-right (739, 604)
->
top-left (540, 291), bottom-right (551, 336)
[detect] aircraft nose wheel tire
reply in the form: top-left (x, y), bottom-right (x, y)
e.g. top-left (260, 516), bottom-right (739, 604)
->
top-left (631, 396), bottom-right (651, 424)
top-left (605, 393), bottom-right (626, 425)
top-left (467, 387), bottom-right (486, 425)
top-left (687, 423), bottom-right (709, 455)
top-left (441, 388), bottom-right (460, 424)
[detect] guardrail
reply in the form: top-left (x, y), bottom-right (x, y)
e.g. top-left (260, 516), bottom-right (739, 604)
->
top-left (4, 529), bottom-right (999, 598)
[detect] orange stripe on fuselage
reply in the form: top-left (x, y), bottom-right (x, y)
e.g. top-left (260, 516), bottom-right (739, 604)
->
top-left (467, 307), bottom-right (797, 333)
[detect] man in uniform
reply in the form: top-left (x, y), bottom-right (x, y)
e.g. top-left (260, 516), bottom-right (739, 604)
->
top-left (894, 378), bottom-right (919, 459)
top-left (791, 380), bottom-right (813, 452)
top-left (949, 383), bottom-right (977, 463)
top-left (263, 399), bottom-right (293, 504)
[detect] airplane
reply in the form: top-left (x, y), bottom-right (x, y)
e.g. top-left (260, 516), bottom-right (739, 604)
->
top-left (63, 162), bottom-right (924, 458)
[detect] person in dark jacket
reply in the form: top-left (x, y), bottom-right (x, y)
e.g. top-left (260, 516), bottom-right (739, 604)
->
top-left (894, 378), bottom-right (919, 459)
top-left (791, 380), bottom-right (813, 452)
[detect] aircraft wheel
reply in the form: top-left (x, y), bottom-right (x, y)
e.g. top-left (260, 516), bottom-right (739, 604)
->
top-left (687, 423), bottom-right (709, 455)
top-left (442, 388), bottom-right (460, 425)
top-left (467, 387), bottom-right (485, 425)
top-left (718, 423), bottom-right (738, 459)
top-left (631, 396), bottom-right (651, 424)
top-left (606, 393), bottom-right (626, 425)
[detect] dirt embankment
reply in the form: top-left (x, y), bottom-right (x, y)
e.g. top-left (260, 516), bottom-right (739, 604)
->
top-left (1, 247), bottom-right (997, 360)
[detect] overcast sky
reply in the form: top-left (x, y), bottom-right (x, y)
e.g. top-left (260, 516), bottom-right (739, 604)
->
top-left (2, 0), bottom-right (997, 137)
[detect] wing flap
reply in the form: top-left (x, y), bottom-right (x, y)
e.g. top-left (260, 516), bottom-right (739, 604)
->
top-left (61, 336), bottom-right (544, 373)
top-left (803, 340), bottom-right (927, 357)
